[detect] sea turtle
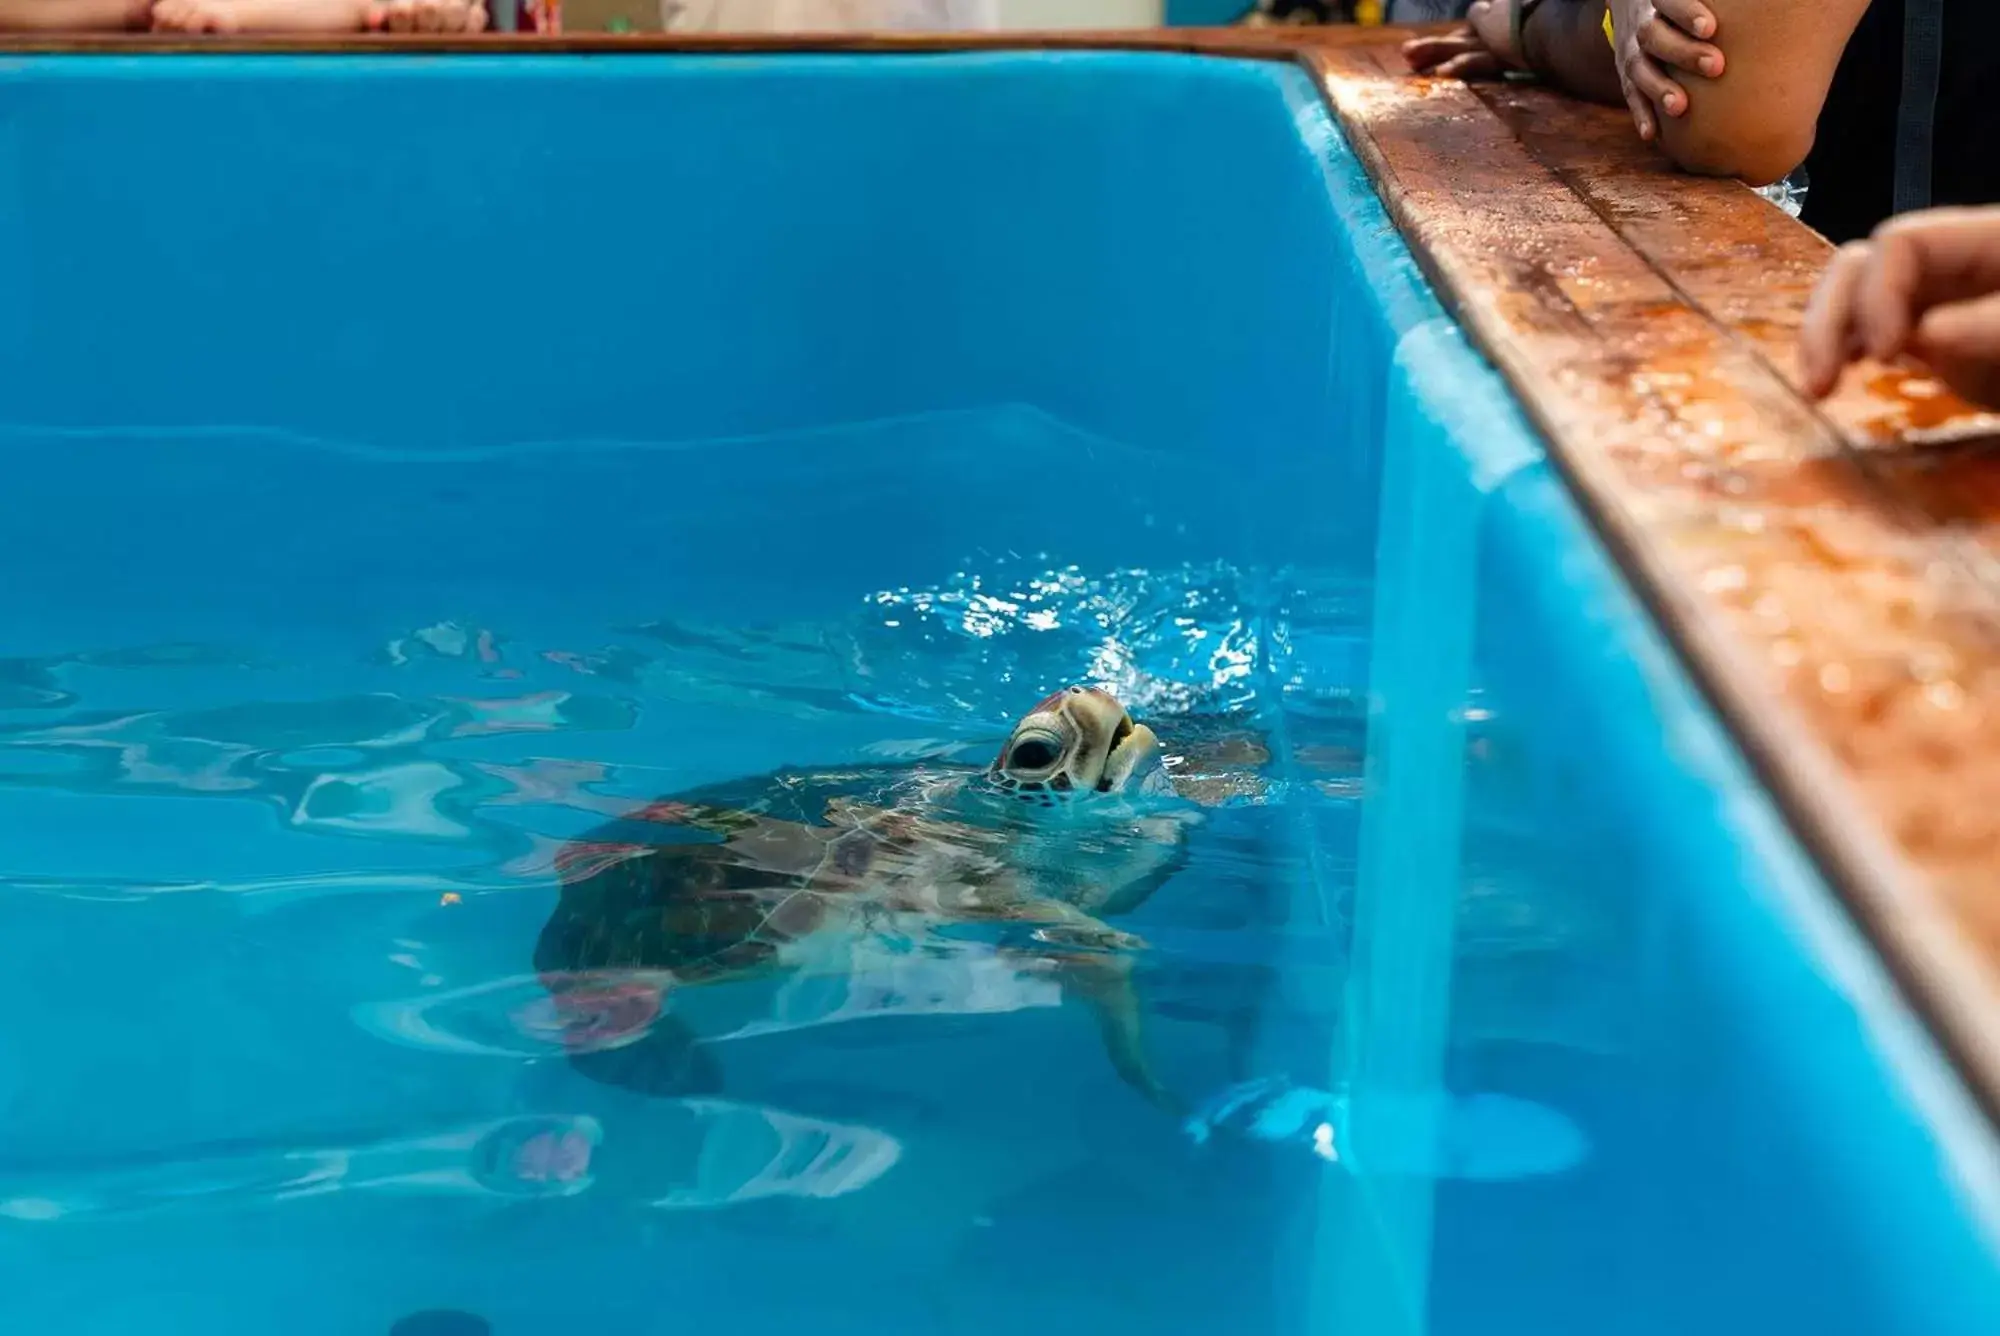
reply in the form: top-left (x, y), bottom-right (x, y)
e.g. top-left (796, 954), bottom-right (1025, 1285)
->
top-left (533, 685), bottom-right (1261, 1114)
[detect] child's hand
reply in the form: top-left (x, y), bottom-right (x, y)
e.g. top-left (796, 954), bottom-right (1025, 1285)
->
top-left (1800, 206), bottom-right (2000, 410)
top-left (1608, 0), bottom-right (1726, 142)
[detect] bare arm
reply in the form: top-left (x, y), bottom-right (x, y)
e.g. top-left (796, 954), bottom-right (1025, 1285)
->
top-left (1651, 0), bottom-right (1871, 185)
top-left (1405, 0), bottom-right (1624, 96)
top-left (0, 0), bottom-right (150, 26)
top-left (1501, 0), bottom-right (1870, 185)
top-left (1520, 0), bottom-right (1627, 107)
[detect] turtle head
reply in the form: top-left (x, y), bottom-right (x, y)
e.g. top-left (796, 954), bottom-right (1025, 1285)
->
top-left (989, 685), bottom-right (1167, 803)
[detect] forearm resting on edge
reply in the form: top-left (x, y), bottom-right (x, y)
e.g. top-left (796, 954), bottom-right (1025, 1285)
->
top-left (1654, 0), bottom-right (1867, 186)
top-left (1523, 1), bottom-right (1627, 107)
top-left (1523, 0), bottom-right (1867, 187)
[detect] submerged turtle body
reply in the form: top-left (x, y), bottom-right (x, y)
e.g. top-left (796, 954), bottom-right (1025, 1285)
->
top-left (536, 686), bottom-right (1244, 1110)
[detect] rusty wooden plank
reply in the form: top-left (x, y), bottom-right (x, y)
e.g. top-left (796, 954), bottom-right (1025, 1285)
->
top-left (1309, 48), bottom-right (2000, 1116)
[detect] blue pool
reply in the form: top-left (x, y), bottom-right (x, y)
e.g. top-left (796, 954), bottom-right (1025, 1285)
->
top-left (0, 50), bottom-right (1995, 1336)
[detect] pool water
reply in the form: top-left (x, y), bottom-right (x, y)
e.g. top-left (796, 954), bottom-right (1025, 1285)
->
top-left (0, 411), bottom-right (1378, 1333)
top-left (0, 50), bottom-right (1994, 1336)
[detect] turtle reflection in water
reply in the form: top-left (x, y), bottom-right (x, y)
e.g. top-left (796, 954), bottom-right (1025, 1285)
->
top-left (535, 686), bottom-right (1247, 1112)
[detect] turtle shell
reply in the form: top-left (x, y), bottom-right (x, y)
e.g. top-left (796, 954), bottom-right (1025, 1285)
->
top-left (530, 724), bottom-right (1272, 1102)
top-left (533, 762), bottom-right (979, 984)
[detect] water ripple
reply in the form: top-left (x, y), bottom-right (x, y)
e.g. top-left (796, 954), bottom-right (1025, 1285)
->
top-left (0, 563), bottom-right (1317, 869)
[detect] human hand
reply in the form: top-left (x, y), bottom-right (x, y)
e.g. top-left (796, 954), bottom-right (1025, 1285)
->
top-left (1800, 207), bottom-right (2000, 410)
top-left (1403, 26), bottom-right (1504, 80)
top-left (1608, 0), bottom-right (1726, 142)
top-left (1402, 0), bottom-right (1522, 80)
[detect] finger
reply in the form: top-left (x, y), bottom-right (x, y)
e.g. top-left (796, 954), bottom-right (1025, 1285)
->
top-left (1434, 51), bottom-right (1504, 81)
top-left (467, 0), bottom-right (486, 30)
top-left (1403, 36), bottom-right (1479, 65)
top-left (1402, 32), bottom-right (1484, 71)
top-left (1858, 209), bottom-right (2000, 362)
top-left (1637, 14), bottom-right (1724, 77)
top-left (1799, 241), bottom-right (1873, 397)
top-left (1654, 0), bottom-right (1716, 40)
top-left (1623, 51), bottom-right (1689, 117)
top-left (1622, 82), bottom-right (1658, 142)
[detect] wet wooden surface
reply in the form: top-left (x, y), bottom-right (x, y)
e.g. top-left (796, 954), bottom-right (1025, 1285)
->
top-left (0, 23), bottom-right (1994, 1109)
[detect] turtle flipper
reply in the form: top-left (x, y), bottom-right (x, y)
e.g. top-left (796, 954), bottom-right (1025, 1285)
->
top-left (1063, 950), bottom-right (1183, 1118)
top-left (963, 895), bottom-right (1181, 1117)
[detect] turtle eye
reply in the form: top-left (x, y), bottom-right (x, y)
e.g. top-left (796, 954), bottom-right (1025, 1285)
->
top-left (1006, 736), bottom-right (1062, 772)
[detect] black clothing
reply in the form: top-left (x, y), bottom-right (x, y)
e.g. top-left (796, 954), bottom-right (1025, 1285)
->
top-left (1803, 0), bottom-right (2000, 243)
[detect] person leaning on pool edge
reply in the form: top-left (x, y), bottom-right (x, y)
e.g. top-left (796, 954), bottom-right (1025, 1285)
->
top-left (1405, 0), bottom-right (2000, 245)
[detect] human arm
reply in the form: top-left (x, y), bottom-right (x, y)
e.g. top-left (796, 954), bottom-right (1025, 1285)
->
top-left (1402, 0), bottom-right (1628, 99)
top-left (1800, 207), bottom-right (2000, 410)
top-left (1518, 0), bottom-right (1627, 108)
top-left (0, 0), bottom-right (150, 27)
top-left (1639, 0), bottom-right (1870, 186)
top-left (1409, 0), bottom-right (1870, 188)
top-left (1406, 1), bottom-right (1730, 136)
top-left (1545, 0), bottom-right (1864, 180)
